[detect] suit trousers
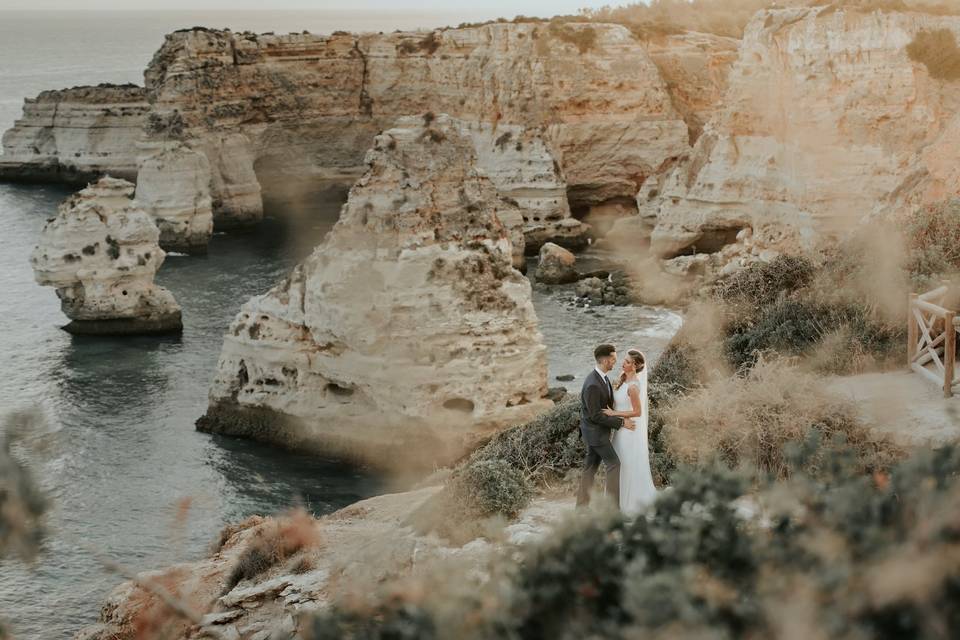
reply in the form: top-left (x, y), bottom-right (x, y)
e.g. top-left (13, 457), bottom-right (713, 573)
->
top-left (576, 438), bottom-right (620, 508)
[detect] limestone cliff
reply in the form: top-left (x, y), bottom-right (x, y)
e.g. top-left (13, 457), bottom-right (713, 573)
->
top-left (0, 84), bottom-right (148, 183)
top-left (646, 6), bottom-right (960, 259)
top-left (30, 177), bottom-right (182, 334)
top-left (645, 31), bottom-right (741, 145)
top-left (136, 22), bottom-right (688, 248)
top-left (197, 116), bottom-right (550, 468)
top-left (464, 122), bottom-right (588, 253)
top-left (3, 23), bottom-right (698, 253)
top-left (133, 139), bottom-right (214, 254)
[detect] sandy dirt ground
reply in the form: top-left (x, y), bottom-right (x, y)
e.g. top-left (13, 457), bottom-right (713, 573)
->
top-left (830, 370), bottom-right (960, 446)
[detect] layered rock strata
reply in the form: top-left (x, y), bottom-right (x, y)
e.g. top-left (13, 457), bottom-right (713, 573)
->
top-left (30, 177), bottom-right (182, 334)
top-left (136, 22), bottom-right (689, 248)
top-left (646, 7), bottom-right (960, 259)
top-left (3, 23), bottom-right (697, 252)
top-left (645, 31), bottom-right (741, 145)
top-left (0, 84), bottom-right (148, 183)
top-left (197, 116), bottom-right (550, 468)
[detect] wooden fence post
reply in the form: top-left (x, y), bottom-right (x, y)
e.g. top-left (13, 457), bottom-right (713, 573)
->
top-left (908, 293), bottom-right (918, 368)
top-left (944, 311), bottom-right (955, 398)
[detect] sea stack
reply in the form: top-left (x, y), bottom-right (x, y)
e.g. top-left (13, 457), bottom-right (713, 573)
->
top-left (198, 115), bottom-right (551, 469)
top-left (30, 177), bottom-right (182, 335)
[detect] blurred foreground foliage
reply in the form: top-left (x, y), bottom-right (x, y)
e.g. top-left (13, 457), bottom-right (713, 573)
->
top-left (1, 410), bottom-right (50, 638)
top-left (308, 438), bottom-right (960, 639)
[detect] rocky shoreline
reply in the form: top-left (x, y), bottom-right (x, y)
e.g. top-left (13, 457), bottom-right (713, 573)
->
top-left (7, 5), bottom-right (960, 637)
top-left (5, 7), bottom-right (956, 277)
top-left (75, 484), bottom-right (573, 640)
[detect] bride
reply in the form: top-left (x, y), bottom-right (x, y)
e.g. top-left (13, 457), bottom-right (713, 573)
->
top-left (603, 349), bottom-right (657, 516)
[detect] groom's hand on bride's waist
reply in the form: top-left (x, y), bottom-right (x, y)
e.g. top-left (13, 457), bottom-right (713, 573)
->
top-left (622, 418), bottom-right (637, 431)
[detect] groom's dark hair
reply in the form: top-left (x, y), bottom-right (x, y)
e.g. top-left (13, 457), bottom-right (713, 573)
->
top-left (594, 344), bottom-right (616, 361)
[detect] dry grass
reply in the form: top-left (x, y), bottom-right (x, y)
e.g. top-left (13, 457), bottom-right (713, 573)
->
top-left (663, 358), bottom-right (903, 479)
top-left (714, 254), bottom-right (816, 308)
top-left (583, 0), bottom-right (960, 40)
top-left (223, 508), bottom-right (322, 592)
top-left (906, 199), bottom-right (960, 286)
top-left (804, 325), bottom-right (879, 374)
top-left (583, 0), bottom-right (780, 38)
top-left (547, 22), bottom-right (598, 53)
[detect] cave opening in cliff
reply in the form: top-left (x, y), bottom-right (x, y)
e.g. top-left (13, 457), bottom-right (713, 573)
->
top-left (252, 156), bottom-right (350, 260)
top-left (569, 195), bottom-right (640, 239)
top-left (663, 225), bottom-right (745, 259)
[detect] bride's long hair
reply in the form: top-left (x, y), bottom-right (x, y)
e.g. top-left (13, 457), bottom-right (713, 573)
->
top-left (615, 350), bottom-right (645, 389)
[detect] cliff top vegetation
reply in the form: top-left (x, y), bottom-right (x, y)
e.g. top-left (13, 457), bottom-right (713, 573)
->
top-left (585, 0), bottom-right (960, 39)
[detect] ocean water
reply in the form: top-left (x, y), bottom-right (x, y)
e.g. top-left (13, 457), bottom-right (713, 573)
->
top-left (0, 11), bottom-right (681, 639)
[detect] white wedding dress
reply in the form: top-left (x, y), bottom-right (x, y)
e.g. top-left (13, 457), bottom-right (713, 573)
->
top-left (611, 367), bottom-right (657, 516)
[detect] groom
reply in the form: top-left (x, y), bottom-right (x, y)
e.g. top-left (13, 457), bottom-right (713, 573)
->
top-left (576, 344), bottom-right (635, 509)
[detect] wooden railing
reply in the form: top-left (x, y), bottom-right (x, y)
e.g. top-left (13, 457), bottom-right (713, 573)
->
top-left (908, 284), bottom-right (959, 398)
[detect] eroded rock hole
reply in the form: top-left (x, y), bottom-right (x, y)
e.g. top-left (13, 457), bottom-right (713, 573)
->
top-left (443, 398), bottom-right (475, 413)
top-left (326, 382), bottom-right (354, 397)
top-left (664, 226), bottom-right (745, 259)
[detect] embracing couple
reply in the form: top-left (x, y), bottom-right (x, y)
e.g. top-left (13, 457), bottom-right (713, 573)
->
top-left (576, 344), bottom-right (657, 516)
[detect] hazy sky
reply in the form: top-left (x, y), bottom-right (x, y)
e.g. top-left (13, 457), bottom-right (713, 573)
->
top-left (2, 1), bottom-right (617, 13)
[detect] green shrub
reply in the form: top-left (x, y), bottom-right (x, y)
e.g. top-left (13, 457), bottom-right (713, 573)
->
top-left (307, 440), bottom-right (960, 639)
top-left (714, 254), bottom-right (816, 307)
top-left (411, 458), bottom-right (533, 543)
top-left (459, 460), bottom-right (532, 518)
top-left (468, 398), bottom-right (583, 483)
top-left (907, 199), bottom-right (960, 280)
top-left (723, 297), bottom-right (903, 373)
top-left (649, 343), bottom-right (701, 396)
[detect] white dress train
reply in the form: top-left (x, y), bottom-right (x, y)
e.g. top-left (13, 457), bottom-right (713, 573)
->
top-left (611, 368), bottom-right (657, 516)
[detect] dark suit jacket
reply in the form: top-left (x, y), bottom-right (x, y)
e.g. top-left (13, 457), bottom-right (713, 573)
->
top-left (580, 369), bottom-right (624, 447)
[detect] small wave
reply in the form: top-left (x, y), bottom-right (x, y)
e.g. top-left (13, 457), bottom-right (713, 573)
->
top-left (166, 251), bottom-right (190, 257)
top-left (630, 310), bottom-right (683, 340)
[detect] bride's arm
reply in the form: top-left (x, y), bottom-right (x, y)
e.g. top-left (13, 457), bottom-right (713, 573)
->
top-left (602, 385), bottom-right (642, 418)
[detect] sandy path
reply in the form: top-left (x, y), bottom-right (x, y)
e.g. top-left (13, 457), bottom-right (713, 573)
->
top-left (830, 370), bottom-right (960, 446)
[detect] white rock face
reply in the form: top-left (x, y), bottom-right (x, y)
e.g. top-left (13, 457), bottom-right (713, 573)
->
top-left (196, 132), bottom-right (263, 229)
top-left (647, 7), bottom-right (960, 259)
top-left (0, 84), bottom-right (148, 183)
top-left (133, 140), bottom-right (214, 254)
top-left (198, 115), bottom-right (550, 467)
top-left (644, 31), bottom-right (741, 144)
top-left (30, 177), bottom-right (182, 334)
top-left (133, 22), bottom-right (689, 246)
top-left (465, 122), bottom-right (590, 254)
top-left (4, 23), bottom-right (700, 252)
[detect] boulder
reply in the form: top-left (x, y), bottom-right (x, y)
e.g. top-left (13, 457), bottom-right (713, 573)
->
top-left (535, 242), bottom-right (579, 285)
